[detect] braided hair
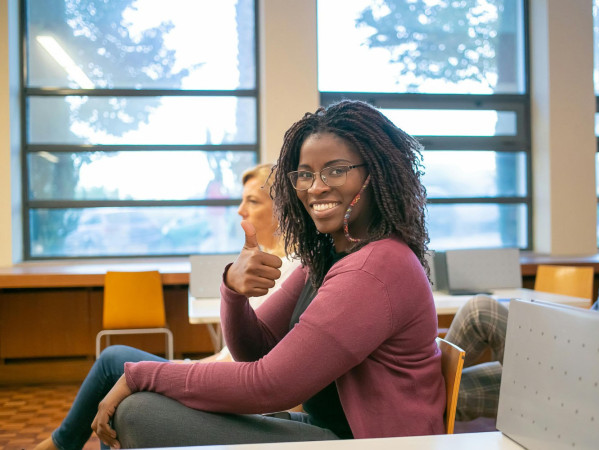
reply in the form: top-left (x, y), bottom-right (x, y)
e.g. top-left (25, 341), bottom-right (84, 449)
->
top-left (272, 100), bottom-right (429, 287)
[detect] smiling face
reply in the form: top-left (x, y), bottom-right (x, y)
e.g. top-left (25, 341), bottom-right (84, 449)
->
top-left (237, 177), bottom-right (279, 252)
top-left (296, 132), bottom-right (372, 252)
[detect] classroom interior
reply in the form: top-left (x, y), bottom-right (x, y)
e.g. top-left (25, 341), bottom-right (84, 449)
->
top-left (1, 0), bottom-right (599, 447)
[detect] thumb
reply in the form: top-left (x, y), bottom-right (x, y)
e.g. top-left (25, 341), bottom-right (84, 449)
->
top-left (241, 220), bottom-right (261, 250)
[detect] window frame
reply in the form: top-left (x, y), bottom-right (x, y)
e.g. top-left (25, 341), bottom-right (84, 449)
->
top-left (19, 0), bottom-right (260, 260)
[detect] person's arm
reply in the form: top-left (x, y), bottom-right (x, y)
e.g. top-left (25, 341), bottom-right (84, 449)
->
top-left (220, 265), bottom-right (306, 362)
top-left (91, 374), bottom-right (132, 448)
top-left (123, 267), bottom-right (395, 414)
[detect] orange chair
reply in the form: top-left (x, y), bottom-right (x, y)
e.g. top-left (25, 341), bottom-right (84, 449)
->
top-left (96, 270), bottom-right (174, 359)
top-left (534, 265), bottom-right (594, 304)
top-left (437, 337), bottom-right (466, 434)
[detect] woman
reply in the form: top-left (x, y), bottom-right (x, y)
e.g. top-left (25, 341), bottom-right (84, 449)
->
top-left (96, 100), bottom-right (445, 448)
top-left (34, 163), bottom-right (296, 450)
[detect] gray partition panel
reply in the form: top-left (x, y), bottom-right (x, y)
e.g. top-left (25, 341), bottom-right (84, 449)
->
top-left (497, 299), bottom-right (599, 450)
top-left (445, 248), bottom-right (522, 292)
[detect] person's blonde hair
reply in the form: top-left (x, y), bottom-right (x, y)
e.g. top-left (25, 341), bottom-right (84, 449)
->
top-left (241, 163), bottom-right (285, 257)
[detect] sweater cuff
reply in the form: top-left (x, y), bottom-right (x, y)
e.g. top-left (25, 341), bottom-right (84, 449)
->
top-left (220, 263), bottom-right (249, 303)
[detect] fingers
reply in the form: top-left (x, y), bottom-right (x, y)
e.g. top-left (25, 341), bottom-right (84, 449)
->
top-left (92, 408), bottom-right (120, 449)
top-left (241, 220), bottom-right (260, 250)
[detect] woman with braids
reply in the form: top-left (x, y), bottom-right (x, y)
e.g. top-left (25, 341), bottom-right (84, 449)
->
top-left (93, 100), bottom-right (445, 448)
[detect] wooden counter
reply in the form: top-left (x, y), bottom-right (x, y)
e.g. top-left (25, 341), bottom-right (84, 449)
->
top-left (1, 253), bottom-right (598, 385)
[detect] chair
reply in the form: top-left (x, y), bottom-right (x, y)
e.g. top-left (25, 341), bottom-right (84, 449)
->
top-left (534, 265), bottom-right (594, 302)
top-left (436, 337), bottom-right (466, 434)
top-left (96, 270), bottom-right (174, 359)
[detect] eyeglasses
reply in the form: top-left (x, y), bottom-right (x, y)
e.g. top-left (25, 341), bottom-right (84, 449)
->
top-left (287, 164), bottom-right (367, 191)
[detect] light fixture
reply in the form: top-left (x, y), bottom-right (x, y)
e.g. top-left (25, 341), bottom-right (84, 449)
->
top-left (36, 35), bottom-right (94, 89)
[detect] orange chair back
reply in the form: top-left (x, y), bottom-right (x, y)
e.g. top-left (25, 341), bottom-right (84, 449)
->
top-left (534, 265), bottom-right (594, 302)
top-left (437, 337), bottom-right (466, 434)
top-left (103, 271), bottom-right (166, 329)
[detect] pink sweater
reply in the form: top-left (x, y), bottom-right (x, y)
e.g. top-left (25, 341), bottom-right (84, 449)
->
top-left (124, 237), bottom-right (445, 438)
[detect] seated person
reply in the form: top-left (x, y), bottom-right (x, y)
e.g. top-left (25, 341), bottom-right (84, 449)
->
top-left (93, 100), bottom-right (445, 448)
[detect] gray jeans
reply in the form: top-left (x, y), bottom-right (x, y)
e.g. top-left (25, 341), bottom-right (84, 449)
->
top-left (113, 392), bottom-right (341, 448)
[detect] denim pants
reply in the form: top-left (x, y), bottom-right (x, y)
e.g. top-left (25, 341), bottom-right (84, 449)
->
top-left (52, 345), bottom-right (166, 450)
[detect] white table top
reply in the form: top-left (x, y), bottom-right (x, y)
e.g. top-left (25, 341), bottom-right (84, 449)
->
top-left (433, 288), bottom-right (590, 315)
top-left (189, 288), bottom-right (590, 324)
top-left (150, 432), bottom-right (524, 450)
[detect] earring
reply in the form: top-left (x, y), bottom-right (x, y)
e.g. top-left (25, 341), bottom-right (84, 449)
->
top-left (343, 176), bottom-right (371, 243)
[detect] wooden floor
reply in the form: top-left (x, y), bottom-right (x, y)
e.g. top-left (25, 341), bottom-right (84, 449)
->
top-left (0, 383), bottom-right (100, 449)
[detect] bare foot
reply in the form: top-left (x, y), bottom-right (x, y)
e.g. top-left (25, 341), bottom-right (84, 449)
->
top-left (34, 436), bottom-right (58, 450)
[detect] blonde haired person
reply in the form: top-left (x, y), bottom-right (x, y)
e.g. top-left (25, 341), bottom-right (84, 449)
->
top-left (202, 163), bottom-right (299, 363)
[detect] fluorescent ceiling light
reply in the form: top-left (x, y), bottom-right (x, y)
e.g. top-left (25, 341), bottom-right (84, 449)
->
top-left (36, 35), bottom-right (95, 89)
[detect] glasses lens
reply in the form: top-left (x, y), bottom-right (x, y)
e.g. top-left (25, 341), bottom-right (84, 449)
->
top-left (322, 166), bottom-right (347, 187)
top-left (289, 171), bottom-right (313, 190)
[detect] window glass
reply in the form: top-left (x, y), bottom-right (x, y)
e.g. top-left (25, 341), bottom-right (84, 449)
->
top-left (382, 109), bottom-right (517, 136)
top-left (427, 203), bottom-right (527, 250)
top-left (422, 151), bottom-right (526, 198)
top-left (28, 151), bottom-right (256, 200)
top-left (318, 0), bottom-right (525, 94)
top-left (24, 0), bottom-right (257, 258)
top-left (27, 0), bottom-right (255, 89)
top-left (28, 96), bottom-right (257, 145)
top-left (30, 206), bottom-right (245, 257)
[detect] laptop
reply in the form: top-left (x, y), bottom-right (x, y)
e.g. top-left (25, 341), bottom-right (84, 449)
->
top-left (496, 299), bottom-right (599, 449)
top-left (188, 253), bottom-right (237, 325)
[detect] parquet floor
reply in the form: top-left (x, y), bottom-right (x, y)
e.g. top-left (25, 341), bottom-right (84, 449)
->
top-left (0, 383), bottom-right (100, 450)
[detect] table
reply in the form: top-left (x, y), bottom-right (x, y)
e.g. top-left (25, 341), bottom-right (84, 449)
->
top-left (189, 288), bottom-right (590, 352)
top-left (151, 431), bottom-right (524, 450)
top-left (432, 287), bottom-right (590, 315)
top-left (188, 294), bottom-right (221, 351)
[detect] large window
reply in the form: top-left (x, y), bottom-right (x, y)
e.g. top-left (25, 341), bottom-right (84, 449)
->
top-left (23, 0), bottom-right (258, 258)
top-left (318, 0), bottom-right (530, 250)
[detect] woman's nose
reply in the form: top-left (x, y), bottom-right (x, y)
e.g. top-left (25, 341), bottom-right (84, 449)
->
top-left (308, 174), bottom-right (329, 194)
top-left (237, 204), bottom-right (247, 218)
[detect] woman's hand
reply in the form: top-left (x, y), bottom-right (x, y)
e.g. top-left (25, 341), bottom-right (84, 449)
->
top-left (225, 220), bottom-right (282, 297)
top-left (91, 374), bottom-right (132, 449)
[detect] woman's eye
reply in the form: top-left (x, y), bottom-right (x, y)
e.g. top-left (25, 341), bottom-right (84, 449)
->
top-left (329, 167), bottom-right (346, 177)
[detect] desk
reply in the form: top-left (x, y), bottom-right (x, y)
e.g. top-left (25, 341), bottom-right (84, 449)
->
top-left (433, 288), bottom-right (590, 315)
top-left (152, 432), bottom-right (524, 450)
top-left (188, 294), bottom-right (221, 351)
top-left (189, 288), bottom-right (590, 339)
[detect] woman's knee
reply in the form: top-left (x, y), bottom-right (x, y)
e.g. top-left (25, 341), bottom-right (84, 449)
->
top-left (97, 345), bottom-right (133, 368)
top-left (467, 294), bottom-right (498, 314)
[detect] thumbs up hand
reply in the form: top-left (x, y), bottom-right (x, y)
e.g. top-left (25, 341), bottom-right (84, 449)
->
top-left (225, 220), bottom-right (283, 297)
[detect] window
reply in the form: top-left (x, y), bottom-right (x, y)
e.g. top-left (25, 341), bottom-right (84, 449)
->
top-left (23, 0), bottom-right (258, 258)
top-left (317, 0), bottom-right (530, 250)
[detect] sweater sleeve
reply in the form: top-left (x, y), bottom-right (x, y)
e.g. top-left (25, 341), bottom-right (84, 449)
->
top-left (124, 265), bottom-right (396, 415)
top-left (219, 265), bottom-right (307, 362)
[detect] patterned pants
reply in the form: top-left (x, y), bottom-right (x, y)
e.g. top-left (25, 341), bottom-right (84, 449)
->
top-left (445, 295), bottom-right (509, 421)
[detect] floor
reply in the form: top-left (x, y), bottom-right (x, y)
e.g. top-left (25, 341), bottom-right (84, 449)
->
top-left (0, 383), bottom-right (497, 449)
top-left (0, 383), bottom-right (100, 450)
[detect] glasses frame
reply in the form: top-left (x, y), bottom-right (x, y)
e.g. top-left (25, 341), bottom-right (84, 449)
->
top-left (287, 164), bottom-right (367, 191)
